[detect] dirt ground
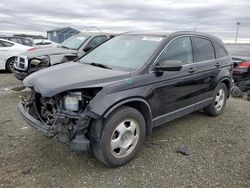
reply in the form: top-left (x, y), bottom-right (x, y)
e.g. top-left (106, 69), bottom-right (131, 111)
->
top-left (0, 72), bottom-right (249, 188)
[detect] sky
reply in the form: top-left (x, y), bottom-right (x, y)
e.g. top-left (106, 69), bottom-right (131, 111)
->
top-left (0, 0), bottom-right (250, 42)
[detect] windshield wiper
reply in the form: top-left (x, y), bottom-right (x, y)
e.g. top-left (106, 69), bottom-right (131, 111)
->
top-left (90, 62), bottom-right (112, 70)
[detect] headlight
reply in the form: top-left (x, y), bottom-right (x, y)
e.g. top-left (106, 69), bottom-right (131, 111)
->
top-left (30, 56), bottom-right (50, 66)
top-left (64, 92), bottom-right (82, 111)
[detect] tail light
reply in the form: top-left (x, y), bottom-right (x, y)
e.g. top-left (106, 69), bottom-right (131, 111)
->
top-left (27, 47), bottom-right (37, 51)
top-left (239, 62), bottom-right (250, 68)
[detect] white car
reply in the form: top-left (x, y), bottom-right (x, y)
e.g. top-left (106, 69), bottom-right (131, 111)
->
top-left (0, 39), bottom-right (32, 72)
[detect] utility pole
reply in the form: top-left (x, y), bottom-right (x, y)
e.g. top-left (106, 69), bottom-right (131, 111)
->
top-left (235, 22), bottom-right (241, 44)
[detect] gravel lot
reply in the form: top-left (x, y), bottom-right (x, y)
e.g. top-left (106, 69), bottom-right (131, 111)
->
top-left (0, 72), bottom-right (249, 188)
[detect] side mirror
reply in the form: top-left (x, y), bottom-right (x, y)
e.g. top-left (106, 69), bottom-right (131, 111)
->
top-left (83, 45), bottom-right (93, 52)
top-left (154, 60), bottom-right (183, 72)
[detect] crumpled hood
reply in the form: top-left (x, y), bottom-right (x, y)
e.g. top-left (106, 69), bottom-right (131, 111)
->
top-left (21, 46), bottom-right (77, 58)
top-left (24, 62), bottom-right (130, 97)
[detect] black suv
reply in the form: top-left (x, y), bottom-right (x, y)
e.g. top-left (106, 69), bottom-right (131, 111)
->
top-left (18, 31), bottom-right (233, 167)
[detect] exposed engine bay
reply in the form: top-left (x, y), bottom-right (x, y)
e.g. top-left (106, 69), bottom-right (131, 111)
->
top-left (21, 88), bottom-right (102, 151)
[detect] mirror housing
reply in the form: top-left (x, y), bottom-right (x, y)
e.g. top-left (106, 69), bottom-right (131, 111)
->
top-left (154, 60), bottom-right (183, 72)
top-left (83, 45), bottom-right (93, 52)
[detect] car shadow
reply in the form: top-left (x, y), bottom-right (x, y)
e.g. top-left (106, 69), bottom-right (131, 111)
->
top-left (0, 70), bottom-right (11, 74)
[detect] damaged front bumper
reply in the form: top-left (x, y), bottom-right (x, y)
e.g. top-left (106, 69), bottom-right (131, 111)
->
top-left (13, 69), bottom-right (29, 81)
top-left (18, 102), bottom-right (50, 134)
top-left (18, 101), bottom-right (90, 151)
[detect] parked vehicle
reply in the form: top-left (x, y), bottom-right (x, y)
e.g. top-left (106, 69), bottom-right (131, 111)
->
top-left (227, 45), bottom-right (250, 92)
top-left (13, 33), bottom-right (115, 80)
top-left (33, 39), bottom-right (58, 48)
top-left (0, 36), bottom-right (33, 46)
top-left (0, 39), bottom-right (33, 72)
top-left (18, 31), bottom-right (233, 167)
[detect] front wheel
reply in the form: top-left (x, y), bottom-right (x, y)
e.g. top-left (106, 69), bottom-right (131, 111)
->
top-left (204, 83), bottom-right (228, 116)
top-left (92, 106), bottom-right (146, 167)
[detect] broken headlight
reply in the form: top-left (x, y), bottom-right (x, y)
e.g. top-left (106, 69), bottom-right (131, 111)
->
top-left (30, 55), bottom-right (50, 66)
top-left (64, 92), bottom-right (82, 111)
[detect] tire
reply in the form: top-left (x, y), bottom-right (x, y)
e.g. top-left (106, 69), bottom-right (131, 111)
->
top-left (92, 106), bottom-right (146, 167)
top-left (6, 57), bottom-right (16, 72)
top-left (204, 83), bottom-right (228, 116)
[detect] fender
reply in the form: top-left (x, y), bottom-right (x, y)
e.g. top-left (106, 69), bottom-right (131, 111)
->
top-left (103, 97), bottom-right (152, 118)
top-left (89, 97), bottom-right (153, 141)
top-left (218, 76), bottom-right (233, 97)
top-left (104, 97), bottom-right (153, 134)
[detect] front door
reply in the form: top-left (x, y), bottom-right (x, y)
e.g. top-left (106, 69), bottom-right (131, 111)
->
top-left (150, 36), bottom-right (199, 125)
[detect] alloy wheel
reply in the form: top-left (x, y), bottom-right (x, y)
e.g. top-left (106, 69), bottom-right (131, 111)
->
top-left (215, 89), bottom-right (225, 112)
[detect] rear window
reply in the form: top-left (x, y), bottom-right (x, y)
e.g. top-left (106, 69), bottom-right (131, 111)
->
top-left (193, 37), bottom-right (215, 62)
top-left (214, 43), bottom-right (227, 58)
top-left (1, 41), bottom-right (14, 47)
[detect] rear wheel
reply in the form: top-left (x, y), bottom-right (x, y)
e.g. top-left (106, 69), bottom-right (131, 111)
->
top-left (204, 83), bottom-right (228, 116)
top-left (92, 106), bottom-right (146, 167)
top-left (6, 57), bottom-right (16, 72)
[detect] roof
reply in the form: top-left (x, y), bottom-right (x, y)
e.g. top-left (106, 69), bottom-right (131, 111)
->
top-left (122, 30), bottom-right (224, 44)
top-left (72, 32), bottom-right (117, 37)
top-left (47, 27), bottom-right (79, 33)
top-left (122, 30), bottom-right (170, 37)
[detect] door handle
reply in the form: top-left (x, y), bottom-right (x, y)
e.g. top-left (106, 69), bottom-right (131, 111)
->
top-left (215, 62), bottom-right (221, 67)
top-left (188, 67), bottom-right (197, 73)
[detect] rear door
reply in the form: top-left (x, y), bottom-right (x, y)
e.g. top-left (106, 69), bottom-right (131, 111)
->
top-left (191, 36), bottom-right (222, 104)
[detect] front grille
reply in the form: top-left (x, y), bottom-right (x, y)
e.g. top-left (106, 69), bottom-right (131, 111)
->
top-left (19, 63), bottom-right (25, 69)
top-left (20, 58), bottom-right (25, 63)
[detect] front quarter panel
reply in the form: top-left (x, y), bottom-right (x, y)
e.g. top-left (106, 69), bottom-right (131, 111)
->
top-left (50, 54), bottom-right (77, 65)
top-left (88, 75), bottom-right (154, 117)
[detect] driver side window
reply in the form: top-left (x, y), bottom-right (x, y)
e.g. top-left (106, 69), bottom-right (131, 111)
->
top-left (157, 37), bottom-right (193, 66)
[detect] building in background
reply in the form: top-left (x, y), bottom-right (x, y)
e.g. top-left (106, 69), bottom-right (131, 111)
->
top-left (13, 34), bottom-right (45, 39)
top-left (47, 27), bottom-right (80, 43)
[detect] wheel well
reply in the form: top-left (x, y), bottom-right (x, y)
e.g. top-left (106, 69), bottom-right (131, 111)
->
top-left (124, 101), bottom-right (153, 135)
top-left (221, 79), bottom-right (231, 98)
top-left (89, 100), bottom-right (153, 142)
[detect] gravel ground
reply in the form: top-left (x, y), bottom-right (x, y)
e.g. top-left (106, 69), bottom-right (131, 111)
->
top-left (0, 72), bottom-right (249, 188)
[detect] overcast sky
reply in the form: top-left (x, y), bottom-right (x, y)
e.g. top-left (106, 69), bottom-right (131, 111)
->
top-left (0, 0), bottom-right (249, 41)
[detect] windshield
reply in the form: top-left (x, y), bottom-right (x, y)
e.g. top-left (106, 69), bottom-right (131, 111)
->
top-left (80, 35), bottom-right (163, 70)
top-left (61, 34), bottom-right (89, 50)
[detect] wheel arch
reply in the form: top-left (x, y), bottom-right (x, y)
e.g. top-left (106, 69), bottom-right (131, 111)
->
top-left (103, 98), bottom-right (153, 135)
top-left (220, 77), bottom-right (232, 98)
